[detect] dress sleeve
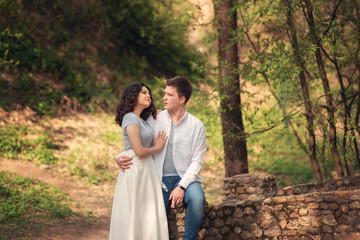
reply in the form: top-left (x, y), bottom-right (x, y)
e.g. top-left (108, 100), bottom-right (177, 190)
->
top-left (122, 113), bottom-right (141, 129)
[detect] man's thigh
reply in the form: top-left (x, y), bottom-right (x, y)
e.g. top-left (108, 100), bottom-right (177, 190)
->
top-left (184, 182), bottom-right (205, 205)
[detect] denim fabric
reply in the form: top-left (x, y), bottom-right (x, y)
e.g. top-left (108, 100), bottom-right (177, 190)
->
top-left (162, 176), bottom-right (205, 240)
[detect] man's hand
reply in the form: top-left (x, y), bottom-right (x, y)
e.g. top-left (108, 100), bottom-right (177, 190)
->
top-left (115, 155), bottom-right (133, 172)
top-left (169, 186), bottom-right (185, 208)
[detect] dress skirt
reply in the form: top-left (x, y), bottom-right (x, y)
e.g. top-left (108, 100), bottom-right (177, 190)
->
top-left (109, 150), bottom-right (169, 240)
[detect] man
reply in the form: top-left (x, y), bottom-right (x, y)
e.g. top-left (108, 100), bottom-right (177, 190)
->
top-left (116, 77), bottom-right (206, 240)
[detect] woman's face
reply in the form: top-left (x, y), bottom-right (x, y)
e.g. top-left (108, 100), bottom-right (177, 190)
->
top-left (137, 86), bottom-right (151, 108)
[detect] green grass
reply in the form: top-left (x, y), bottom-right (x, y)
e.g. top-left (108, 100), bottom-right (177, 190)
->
top-left (0, 171), bottom-right (75, 239)
top-left (101, 130), bottom-right (123, 146)
top-left (65, 149), bottom-right (117, 185)
top-left (246, 109), bottom-right (316, 186)
top-left (0, 124), bottom-right (57, 164)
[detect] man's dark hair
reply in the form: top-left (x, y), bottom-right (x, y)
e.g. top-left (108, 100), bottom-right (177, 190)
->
top-left (166, 76), bottom-right (193, 104)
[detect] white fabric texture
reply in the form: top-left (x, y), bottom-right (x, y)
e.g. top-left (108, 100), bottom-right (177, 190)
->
top-left (109, 149), bottom-right (169, 240)
top-left (147, 110), bottom-right (207, 190)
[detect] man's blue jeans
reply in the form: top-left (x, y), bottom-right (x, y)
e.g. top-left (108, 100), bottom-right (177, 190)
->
top-left (162, 176), bottom-right (205, 240)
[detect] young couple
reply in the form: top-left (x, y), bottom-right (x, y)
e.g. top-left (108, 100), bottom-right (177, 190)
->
top-left (109, 77), bottom-right (207, 240)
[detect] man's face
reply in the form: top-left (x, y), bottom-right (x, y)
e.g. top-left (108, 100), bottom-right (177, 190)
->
top-left (163, 86), bottom-right (184, 111)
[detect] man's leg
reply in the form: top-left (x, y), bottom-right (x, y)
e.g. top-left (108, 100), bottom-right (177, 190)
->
top-left (162, 176), bottom-right (181, 210)
top-left (183, 182), bottom-right (205, 240)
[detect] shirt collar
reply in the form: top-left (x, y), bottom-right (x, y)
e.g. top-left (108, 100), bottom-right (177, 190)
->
top-left (166, 108), bottom-right (188, 125)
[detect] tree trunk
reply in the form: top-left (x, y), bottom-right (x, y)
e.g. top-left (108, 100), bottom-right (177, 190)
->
top-left (352, 0), bottom-right (360, 170)
top-left (356, 79), bottom-right (360, 166)
top-left (355, 69), bottom-right (360, 168)
top-left (284, 0), bottom-right (322, 180)
top-left (303, 0), bottom-right (344, 177)
top-left (320, 121), bottom-right (331, 179)
top-left (214, 0), bottom-right (248, 177)
top-left (324, 52), bottom-right (351, 175)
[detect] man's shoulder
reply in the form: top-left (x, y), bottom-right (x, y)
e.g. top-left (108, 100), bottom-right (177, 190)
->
top-left (157, 110), bottom-right (168, 117)
top-left (147, 110), bottom-right (167, 124)
top-left (155, 110), bottom-right (168, 121)
top-left (186, 112), bottom-right (204, 127)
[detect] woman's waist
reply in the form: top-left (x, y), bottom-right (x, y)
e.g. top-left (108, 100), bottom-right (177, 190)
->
top-left (123, 149), bottom-right (153, 164)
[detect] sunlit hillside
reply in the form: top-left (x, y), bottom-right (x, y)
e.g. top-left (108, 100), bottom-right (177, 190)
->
top-left (2, 0), bottom-right (360, 239)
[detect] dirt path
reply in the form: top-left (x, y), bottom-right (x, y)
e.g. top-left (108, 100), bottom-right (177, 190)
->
top-left (0, 160), bottom-right (112, 240)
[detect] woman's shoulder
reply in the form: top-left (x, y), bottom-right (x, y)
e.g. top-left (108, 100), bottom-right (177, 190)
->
top-left (122, 112), bottom-right (141, 126)
top-left (123, 112), bottom-right (136, 118)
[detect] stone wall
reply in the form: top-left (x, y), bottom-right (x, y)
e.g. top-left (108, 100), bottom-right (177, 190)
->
top-left (222, 174), bottom-right (277, 204)
top-left (168, 174), bottom-right (360, 240)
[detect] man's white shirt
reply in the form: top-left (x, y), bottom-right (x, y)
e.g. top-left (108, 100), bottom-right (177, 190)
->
top-left (147, 110), bottom-right (207, 191)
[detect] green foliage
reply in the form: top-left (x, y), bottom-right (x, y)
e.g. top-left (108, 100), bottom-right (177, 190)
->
top-left (0, 124), bottom-right (57, 164)
top-left (208, 0), bottom-right (360, 184)
top-left (0, 0), bottom-right (206, 115)
top-left (248, 127), bottom-right (315, 187)
top-left (0, 171), bottom-right (74, 238)
top-left (0, 28), bottom-right (71, 75)
top-left (0, 70), bottom-right (63, 116)
top-left (188, 89), bottom-right (223, 151)
top-left (100, 0), bottom-right (204, 78)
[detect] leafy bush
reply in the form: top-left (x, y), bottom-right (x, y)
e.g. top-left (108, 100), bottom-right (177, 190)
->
top-left (99, 0), bottom-right (205, 79)
top-left (0, 0), bottom-right (206, 115)
top-left (0, 71), bottom-right (63, 116)
top-left (0, 171), bottom-right (75, 238)
top-left (0, 29), bottom-right (71, 75)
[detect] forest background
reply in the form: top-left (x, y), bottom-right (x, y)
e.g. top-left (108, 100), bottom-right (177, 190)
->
top-left (0, 0), bottom-right (359, 239)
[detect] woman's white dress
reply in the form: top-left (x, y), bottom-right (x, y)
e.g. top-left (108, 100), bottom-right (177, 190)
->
top-left (109, 113), bottom-right (169, 240)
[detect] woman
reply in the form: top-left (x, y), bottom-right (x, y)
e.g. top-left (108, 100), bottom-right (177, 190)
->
top-left (109, 83), bottom-right (169, 240)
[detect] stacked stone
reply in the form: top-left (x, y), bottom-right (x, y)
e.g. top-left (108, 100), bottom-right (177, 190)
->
top-left (199, 189), bottom-right (360, 239)
top-left (276, 175), bottom-right (360, 197)
top-left (167, 203), bottom-right (186, 240)
top-left (261, 190), bottom-right (360, 239)
top-left (222, 174), bottom-right (277, 204)
top-left (167, 174), bottom-right (360, 239)
top-left (167, 202), bottom-right (210, 240)
top-left (200, 198), bottom-right (264, 239)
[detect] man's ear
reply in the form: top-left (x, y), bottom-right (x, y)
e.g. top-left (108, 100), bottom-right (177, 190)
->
top-left (180, 96), bottom-right (186, 105)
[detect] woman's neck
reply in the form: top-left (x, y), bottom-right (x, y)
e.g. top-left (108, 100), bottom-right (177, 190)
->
top-left (133, 106), bottom-right (144, 118)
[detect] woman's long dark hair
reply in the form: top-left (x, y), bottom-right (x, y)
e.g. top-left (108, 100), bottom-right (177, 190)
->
top-left (115, 83), bottom-right (157, 127)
